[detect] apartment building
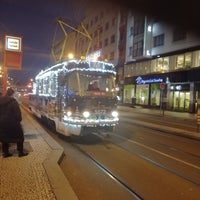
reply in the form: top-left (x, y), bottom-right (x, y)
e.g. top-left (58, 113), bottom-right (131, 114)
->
top-left (124, 12), bottom-right (200, 113)
top-left (74, 2), bottom-right (121, 66)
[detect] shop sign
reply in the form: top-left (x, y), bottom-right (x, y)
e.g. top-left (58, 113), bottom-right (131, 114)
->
top-left (136, 76), bottom-right (163, 84)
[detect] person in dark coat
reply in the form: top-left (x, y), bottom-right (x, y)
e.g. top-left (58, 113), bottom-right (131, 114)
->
top-left (0, 88), bottom-right (28, 157)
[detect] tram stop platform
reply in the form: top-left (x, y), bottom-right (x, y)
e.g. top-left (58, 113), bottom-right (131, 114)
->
top-left (0, 105), bottom-right (200, 200)
top-left (0, 107), bottom-right (78, 200)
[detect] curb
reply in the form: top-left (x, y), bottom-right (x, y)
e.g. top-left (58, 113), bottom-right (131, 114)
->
top-left (22, 105), bottom-right (78, 200)
top-left (36, 123), bottom-right (79, 200)
top-left (120, 117), bottom-right (200, 141)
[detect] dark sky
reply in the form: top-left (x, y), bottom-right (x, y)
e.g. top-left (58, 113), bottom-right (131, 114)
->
top-left (0, 0), bottom-right (200, 85)
top-left (0, 0), bottom-right (87, 85)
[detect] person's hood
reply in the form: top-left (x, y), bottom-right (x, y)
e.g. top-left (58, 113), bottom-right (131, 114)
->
top-left (0, 96), bottom-right (15, 107)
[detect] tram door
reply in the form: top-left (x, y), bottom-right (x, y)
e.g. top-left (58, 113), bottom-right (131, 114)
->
top-left (173, 91), bottom-right (190, 111)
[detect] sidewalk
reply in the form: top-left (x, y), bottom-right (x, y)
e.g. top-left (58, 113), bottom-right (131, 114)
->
top-left (118, 105), bottom-right (200, 140)
top-left (0, 108), bottom-right (78, 200)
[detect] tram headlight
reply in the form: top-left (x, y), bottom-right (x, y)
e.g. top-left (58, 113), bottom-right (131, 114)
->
top-left (83, 111), bottom-right (90, 118)
top-left (111, 111), bottom-right (118, 118)
top-left (67, 111), bottom-right (72, 117)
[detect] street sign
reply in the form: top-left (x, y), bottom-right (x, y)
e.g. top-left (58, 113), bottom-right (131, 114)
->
top-left (4, 35), bottom-right (22, 69)
top-left (160, 82), bottom-right (166, 90)
top-left (3, 35), bottom-right (23, 95)
top-left (5, 35), bottom-right (22, 52)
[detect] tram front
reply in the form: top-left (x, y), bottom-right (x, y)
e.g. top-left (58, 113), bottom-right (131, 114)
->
top-left (59, 60), bottom-right (119, 135)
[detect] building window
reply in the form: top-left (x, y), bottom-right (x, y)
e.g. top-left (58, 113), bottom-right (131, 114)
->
top-left (105, 22), bottom-right (109, 30)
top-left (98, 26), bottom-right (103, 34)
top-left (94, 30), bottom-right (98, 37)
top-left (95, 16), bottom-right (98, 23)
top-left (176, 54), bottom-right (184, 69)
top-left (129, 46), bottom-right (133, 56)
top-left (185, 53), bottom-right (192, 68)
top-left (110, 52), bottom-right (114, 60)
top-left (104, 38), bottom-right (108, 46)
top-left (173, 29), bottom-right (186, 41)
top-left (157, 57), bottom-right (169, 72)
top-left (133, 40), bottom-right (143, 57)
top-left (112, 17), bottom-right (116, 26)
top-left (110, 34), bottom-right (115, 43)
top-left (94, 44), bottom-right (98, 51)
top-left (90, 20), bottom-right (93, 26)
top-left (153, 34), bottom-right (164, 47)
top-left (104, 54), bottom-right (108, 61)
top-left (175, 53), bottom-right (191, 70)
top-left (134, 17), bottom-right (144, 36)
top-left (130, 26), bottom-right (134, 36)
top-left (100, 11), bottom-right (104, 19)
top-left (99, 41), bottom-right (102, 48)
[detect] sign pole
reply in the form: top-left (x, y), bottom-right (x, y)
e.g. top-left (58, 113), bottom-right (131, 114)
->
top-left (3, 47), bottom-right (7, 95)
top-left (160, 82), bottom-right (166, 116)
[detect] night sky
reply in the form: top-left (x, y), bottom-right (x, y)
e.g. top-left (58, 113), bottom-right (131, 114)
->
top-left (0, 0), bottom-right (199, 85)
top-left (0, 0), bottom-right (87, 85)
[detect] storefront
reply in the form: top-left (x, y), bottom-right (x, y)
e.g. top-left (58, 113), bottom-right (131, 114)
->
top-left (168, 83), bottom-right (191, 112)
top-left (123, 67), bottom-right (200, 113)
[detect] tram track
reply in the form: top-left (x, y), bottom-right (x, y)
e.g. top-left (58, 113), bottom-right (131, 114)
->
top-left (71, 140), bottom-right (144, 200)
top-left (103, 131), bottom-right (200, 185)
top-left (62, 131), bottom-right (200, 200)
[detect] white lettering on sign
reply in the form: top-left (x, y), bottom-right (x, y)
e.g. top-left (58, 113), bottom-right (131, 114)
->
top-left (136, 76), bottom-right (163, 84)
top-left (5, 36), bottom-right (22, 52)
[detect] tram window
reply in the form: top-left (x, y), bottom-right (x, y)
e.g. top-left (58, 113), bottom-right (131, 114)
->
top-left (87, 81), bottom-right (100, 91)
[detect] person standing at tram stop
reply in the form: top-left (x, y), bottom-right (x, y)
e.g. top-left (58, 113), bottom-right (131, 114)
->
top-left (0, 88), bottom-right (28, 158)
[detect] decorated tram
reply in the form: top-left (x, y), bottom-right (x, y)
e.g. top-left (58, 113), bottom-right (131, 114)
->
top-left (29, 59), bottom-right (119, 136)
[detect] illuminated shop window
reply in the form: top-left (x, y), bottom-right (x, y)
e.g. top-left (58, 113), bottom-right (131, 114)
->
top-left (176, 53), bottom-right (191, 70)
top-left (184, 53), bottom-right (191, 68)
top-left (151, 57), bottom-right (169, 73)
top-left (176, 55), bottom-right (184, 69)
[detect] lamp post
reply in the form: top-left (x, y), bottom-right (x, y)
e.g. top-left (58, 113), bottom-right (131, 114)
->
top-left (3, 55), bottom-right (7, 95)
top-left (160, 82), bottom-right (166, 116)
top-left (0, 65), bottom-right (3, 93)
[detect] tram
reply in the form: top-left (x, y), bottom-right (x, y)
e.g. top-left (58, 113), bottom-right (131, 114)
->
top-left (28, 59), bottom-right (119, 136)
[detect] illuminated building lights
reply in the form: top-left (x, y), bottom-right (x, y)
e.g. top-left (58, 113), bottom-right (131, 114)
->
top-left (147, 25), bottom-right (152, 32)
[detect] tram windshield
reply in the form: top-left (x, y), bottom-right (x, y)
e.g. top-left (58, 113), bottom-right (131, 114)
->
top-left (66, 71), bottom-right (116, 97)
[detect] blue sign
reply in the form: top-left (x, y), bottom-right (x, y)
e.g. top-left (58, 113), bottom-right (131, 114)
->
top-left (136, 76), bottom-right (163, 84)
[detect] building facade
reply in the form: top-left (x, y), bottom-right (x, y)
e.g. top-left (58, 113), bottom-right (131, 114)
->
top-left (124, 13), bottom-right (200, 113)
top-left (75, 2), bottom-right (121, 66)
